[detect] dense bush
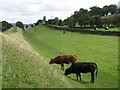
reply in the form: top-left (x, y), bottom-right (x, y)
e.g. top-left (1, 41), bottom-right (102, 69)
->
top-left (58, 19), bottom-right (63, 26)
top-left (35, 20), bottom-right (43, 26)
top-left (16, 21), bottom-right (24, 30)
top-left (67, 16), bottom-right (77, 28)
top-left (2, 21), bottom-right (13, 32)
top-left (46, 17), bottom-right (59, 25)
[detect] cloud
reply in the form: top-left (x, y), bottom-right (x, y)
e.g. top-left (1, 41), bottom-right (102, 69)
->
top-left (0, 0), bottom-right (119, 24)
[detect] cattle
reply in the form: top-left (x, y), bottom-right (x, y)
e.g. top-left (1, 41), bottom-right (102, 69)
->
top-left (105, 27), bottom-right (109, 30)
top-left (49, 55), bottom-right (77, 70)
top-left (63, 31), bottom-right (66, 34)
top-left (64, 62), bottom-right (98, 83)
top-left (94, 28), bottom-right (98, 31)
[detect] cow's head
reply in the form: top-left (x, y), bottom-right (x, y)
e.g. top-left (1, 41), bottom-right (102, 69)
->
top-left (64, 68), bottom-right (71, 75)
top-left (49, 59), bottom-right (55, 64)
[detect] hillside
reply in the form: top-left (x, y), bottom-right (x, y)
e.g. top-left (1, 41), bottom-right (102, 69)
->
top-left (2, 26), bottom-right (119, 88)
top-left (101, 14), bottom-right (120, 19)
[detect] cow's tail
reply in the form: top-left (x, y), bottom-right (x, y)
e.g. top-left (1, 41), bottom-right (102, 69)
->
top-left (95, 64), bottom-right (98, 77)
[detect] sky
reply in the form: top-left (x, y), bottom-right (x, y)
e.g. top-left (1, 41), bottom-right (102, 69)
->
top-left (0, 0), bottom-right (119, 24)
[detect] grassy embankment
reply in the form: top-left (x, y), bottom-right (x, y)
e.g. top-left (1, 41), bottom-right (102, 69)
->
top-left (2, 27), bottom-right (83, 88)
top-left (23, 25), bottom-right (118, 88)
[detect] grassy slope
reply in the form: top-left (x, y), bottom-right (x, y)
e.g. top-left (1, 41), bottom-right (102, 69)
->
top-left (24, 25), bottom-right (118, 88)
top-left (0, 33), bottom-right (2, 89)
top-left (2, 27), bottom-right (82, 88)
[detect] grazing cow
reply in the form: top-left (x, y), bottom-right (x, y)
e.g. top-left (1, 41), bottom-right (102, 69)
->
top-left (64, 62), bottom-right (98, 83)
top-left (94, 28), bottom-right (98, 31)
top-left (63, 31), bottom-right (66, 34)
top-left (49, 55), bottom-right (77, 70)
top-left (105, 27), bottom-right (109, 30)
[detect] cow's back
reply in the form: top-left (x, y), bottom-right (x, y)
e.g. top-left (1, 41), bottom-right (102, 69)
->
top-left (54, 55), bottom-right (77, 64)
top-left (71, 62), bottom-right (96, 73)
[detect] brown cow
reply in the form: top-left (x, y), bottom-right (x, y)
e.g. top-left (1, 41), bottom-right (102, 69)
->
top-left (49, 55), bottom-right (77, 70)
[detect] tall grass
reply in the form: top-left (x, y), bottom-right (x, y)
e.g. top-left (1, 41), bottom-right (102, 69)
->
top-left (0, 33), bottom-right (2, 89)
top-left (2, 28), bottom-right (82, 88)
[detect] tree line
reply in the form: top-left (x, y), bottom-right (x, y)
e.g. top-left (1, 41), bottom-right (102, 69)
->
top-left (44, 4), bottom-right (120, 28)
top-left (1, 21), bottom-right (13, 32)
top-left (1, 21), bottom-right (27, 32)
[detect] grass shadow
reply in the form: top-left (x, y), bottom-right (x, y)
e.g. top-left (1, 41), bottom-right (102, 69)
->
top-left (66, 76), bottom-right (90, 84)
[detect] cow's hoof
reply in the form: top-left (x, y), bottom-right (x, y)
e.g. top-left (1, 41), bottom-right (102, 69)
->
top-left (90, 81), bottom-right (94, 83)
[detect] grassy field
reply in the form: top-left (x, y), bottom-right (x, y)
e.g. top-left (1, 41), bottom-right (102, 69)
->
top-left (2, 27), bottom-right (81, 88)
top-left (2, 25), bottom-right (119, 88)
top-left (24, 25), bottom-right (118, 88)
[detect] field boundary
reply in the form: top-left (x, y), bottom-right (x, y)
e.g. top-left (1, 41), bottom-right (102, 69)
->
top-left (45, 24), bottom-right (120, 36)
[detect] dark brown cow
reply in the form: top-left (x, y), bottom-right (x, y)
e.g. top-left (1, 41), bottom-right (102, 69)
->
top-left (49, 55), bottom-right (77, 70)
top-left (64, 62), bottom-right (98, 83)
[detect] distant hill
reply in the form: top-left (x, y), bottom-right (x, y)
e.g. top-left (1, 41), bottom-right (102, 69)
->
top-left (101, 14), bottom-right (120, 19)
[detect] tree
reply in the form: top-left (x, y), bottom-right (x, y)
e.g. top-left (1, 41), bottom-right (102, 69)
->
top-left (54, 17), bottom-right (59, 25)
top-left (102, 17), bottom-right (112, 27)
top-left (73, 8), bottom-right (88, 21)
top-left (35, 19), bottom-right (43, 26)
top-left (58, 19), bottom-right (63, 26)
top-left (78, 14), bottom-right (91, 27)
top-left (2, 21), bottom-right (13, 32)
top-left (47, 17), bottom-right (59, 25)
top-left (108, 4), bottom-right (117, 15)
top-left (43, 16), bottom-right (46, 24)
top-left (46, 19), bottom-right (53, 25)
top-left (73, 8), bottom-right (90, 27)
top-left (89, 17), bottom-right (95, 27)
top-left (102, 5), bottom-right (110, 16)
top-left (16, 21), bottom-right (24, 30)
top-left (62, 19), bottom-right (68, 26)
top-left (93, 16), bottom-right (103, 27)
top-left (89, 6), bottom-right (102, 16)
top-left (67, 16), bottom-right (77, 28)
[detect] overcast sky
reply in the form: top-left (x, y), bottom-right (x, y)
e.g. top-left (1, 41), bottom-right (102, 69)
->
top-left (0, 0), bottom-right (119, 24)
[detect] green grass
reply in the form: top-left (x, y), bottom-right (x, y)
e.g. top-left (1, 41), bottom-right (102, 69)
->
top-left (2, 26), bottom-right (119, 88)
top-left (2, 28), bottom-right (86, 88)
top-left (0, 33), bottom-right (2, 89)
top-left (23, 25), bottom-right (118, 88)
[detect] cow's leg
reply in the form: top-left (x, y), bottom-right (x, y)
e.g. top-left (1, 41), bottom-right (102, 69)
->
top-left (90, 72), bottom-right (94, 83)
top-left (76, 74), bottom-right (78, 80)
top-left (78, 73), bottom-right (81, 81)
top-left (61, 64), bottom-right (64, 70)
